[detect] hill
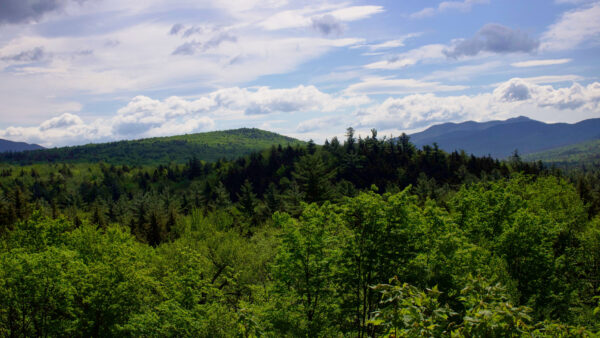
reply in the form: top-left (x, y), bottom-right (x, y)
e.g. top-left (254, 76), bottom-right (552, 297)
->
top-left (0, 139), bottom-right (44, 153)
top-left (0, 128), bottom-right (303, 165)
top-left (523, 138), bottom-right (600, 167)
top-left (409, 116), bottom-right (600, 159)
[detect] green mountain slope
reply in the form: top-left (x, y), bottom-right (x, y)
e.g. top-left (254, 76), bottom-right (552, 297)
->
top-left (0, 128), bottom-right (303, 165)
top-left (523, 138), bottom-right (600, 167)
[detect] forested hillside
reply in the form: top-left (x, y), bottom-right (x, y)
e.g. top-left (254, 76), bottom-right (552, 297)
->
top-left (0, 128), bottom-right (302, 165)
top-left (524, 138), bottom-right (600, 168)
top-left (0, 128), bottom-right (599, 337)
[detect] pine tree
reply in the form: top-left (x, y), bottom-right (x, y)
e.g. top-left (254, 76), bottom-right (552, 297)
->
top-left (237, 180), bottom-right (257, 217)
top-left (292, 154), bottom-right (335, 204)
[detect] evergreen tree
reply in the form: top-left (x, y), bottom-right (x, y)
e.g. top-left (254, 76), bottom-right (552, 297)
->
top-left (237, 180), bottom-right (258, 217)
top-left (292, 154), bottom-right (335, 204)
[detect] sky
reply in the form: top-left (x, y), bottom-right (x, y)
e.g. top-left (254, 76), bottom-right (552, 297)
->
top-left (0, 0), bottom-right (599, 147)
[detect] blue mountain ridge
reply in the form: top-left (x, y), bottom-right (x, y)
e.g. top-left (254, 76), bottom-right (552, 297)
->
top-left (0, 139), bottom-right (45, 153)
top-left (409, 116), bottom-right (600, 159)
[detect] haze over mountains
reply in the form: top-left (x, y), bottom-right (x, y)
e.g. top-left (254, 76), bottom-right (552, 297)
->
top-left (1, 117), bottom-right (599, 164)
top-left (409, 117), bottom-right (600, 159)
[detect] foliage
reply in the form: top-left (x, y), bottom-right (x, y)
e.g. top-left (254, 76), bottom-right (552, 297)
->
top-left (523, 138), bottom-right (600, 168)
top-left (0, 128), bottom-right (303, 166)
top-left (0, 129), bottom-right (598, 336)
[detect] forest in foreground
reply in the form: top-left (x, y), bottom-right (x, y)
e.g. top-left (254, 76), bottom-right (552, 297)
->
top-left (1, 128), bottom-right (600, 337)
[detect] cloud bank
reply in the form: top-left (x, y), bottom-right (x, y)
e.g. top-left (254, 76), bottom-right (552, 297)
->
top-left (0, 85), bottom-right (370, 146)
top-left (2, 79), bottom-right (599, 146)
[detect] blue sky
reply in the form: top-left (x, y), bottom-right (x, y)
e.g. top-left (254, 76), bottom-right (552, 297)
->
top-left (0, 0), bottom-right (599, 146)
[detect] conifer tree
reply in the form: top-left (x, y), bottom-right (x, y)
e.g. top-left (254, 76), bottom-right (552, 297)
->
top-left (292, 154), bottom-right (335, 204)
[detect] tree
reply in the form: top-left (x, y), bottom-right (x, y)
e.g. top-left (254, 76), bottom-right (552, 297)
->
top-left (237, 180), bottom-right (258, 218)
top-left (272, 207), bottom-right (341, 336)
top-left (292, 154), bottom-right (335, 204)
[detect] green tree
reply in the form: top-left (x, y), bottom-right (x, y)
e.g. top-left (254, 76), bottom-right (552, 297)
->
top-left (292, 154), bottom-right (335, 204)
top-left (271, 207), bottom-right (341, 336)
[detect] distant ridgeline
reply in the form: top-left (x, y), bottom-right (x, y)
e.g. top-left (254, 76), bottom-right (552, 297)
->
top-left (0, 139), bottom-right (44, 153)
top-left (0, 128), bottom-right (303, 166)
top-left (409, 116), bottom-right (600, 159)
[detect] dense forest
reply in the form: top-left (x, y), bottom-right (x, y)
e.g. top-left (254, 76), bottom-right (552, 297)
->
top-left (0, 128), bottom-right (302, 166)
top-left (1, 128), bottom-right (599, 337)
top-left (524, 138), bottom-right (600, 169)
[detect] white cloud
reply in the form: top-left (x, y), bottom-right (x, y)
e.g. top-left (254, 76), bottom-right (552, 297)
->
top-left (211, 85), bottom-right (370, 115)
top-left (0, 85), bottom-right (370, 146)
top-left (510, 75), bottom-right (583, 84)
top-left (39, 113), bottom-right (84, 131)
top-left (541, 3), bottom-right (600, 51)
top-left (355, 93), bottom-right (491, 131)
top-left (422, 61), bottom-right (502, 82)
top-left (345, 77), bottom-right (468, 95)
top-left (489, 75), bottom-right (584, 88)
top-left (296, 116), bottom-right (343, 133)
top-left (0, 1), bottom-right (375, 124)
top-left (354, 78), bottom-right (600, 133)
top-left (364, 44), bottom-right (446, 69)
top-left (494, 78), bottom-right (600, 110)
top-left (259, 5), bottom-right (383, 31)
top-left (329, 6), bottom-right (384, 21)
top-left (411, 0), bottom-right (490, 19)
top-left (260, 10), bottom-right (312, 30)
top-left (352, 33), bottom-right (421, 51)
top-left (511, 58), bottom-right (572, 67)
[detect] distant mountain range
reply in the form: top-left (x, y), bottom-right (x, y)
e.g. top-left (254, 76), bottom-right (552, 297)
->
top-left (0, 128), bottom-right (303, 166)
top-left (1, 118), bottom-right (599, 165)
top-left (409, 116), bottom-right (600, 159)
top-left (0, 139), bottom-right (44, 153)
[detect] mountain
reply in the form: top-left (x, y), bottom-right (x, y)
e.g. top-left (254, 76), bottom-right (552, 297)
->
top-left (0, 128), bottom-right (303, 165)
top-left (523, 138), bottom-right (600, 167)
top-left (0, 139), bottom-right (44, 153)
top-left (409, 116), bottom-right (600, 159)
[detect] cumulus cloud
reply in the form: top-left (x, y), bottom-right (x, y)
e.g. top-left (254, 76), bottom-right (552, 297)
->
top-left (211, 85), bottom-right (370, 115)
top-left (355, 93), bottom-right (488, 130)
top-left (296, 116), bottom-right (342, 133)
top-left (411, 0), bottom-right (489, 19)
top-left (494, 79), bottom-right (532, 101)
top-left (0, 47), bottom-right (47, 63)
top-left (39, 113), bottom-right (83, 131)
top-left (0, 85), bottom-right (370, 146)
top-left (354, 79), bottom-right (600, 132)
top-left (541, 2), bottom-right (600, 51)
top-left (444, 23), bottom-right (539, 58)
top-left (499, 75), bottom-right (583, 85)
top-left (493, 79), bottom-right (600, 110)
